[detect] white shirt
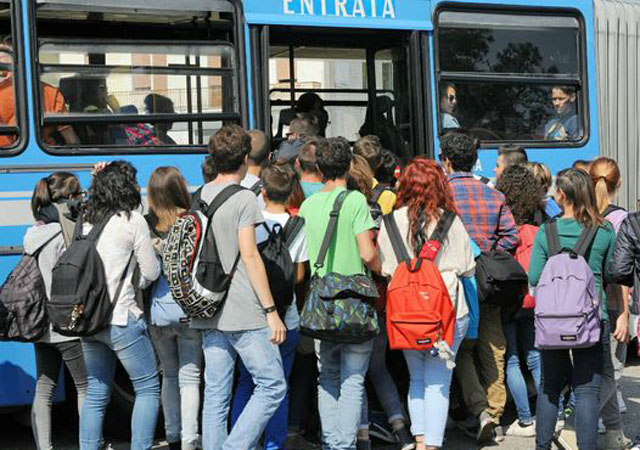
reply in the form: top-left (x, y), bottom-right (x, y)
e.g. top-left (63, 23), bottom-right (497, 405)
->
top-left (377, 207), bottom-right (475, 320)
top-left (85, 211), bottom-right (160, 326)
top-left (256, 210), bottom-right (309, 330)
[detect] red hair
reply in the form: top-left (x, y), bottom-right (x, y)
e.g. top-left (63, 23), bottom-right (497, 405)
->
top-left (396, 158), bottom-right (457, 251)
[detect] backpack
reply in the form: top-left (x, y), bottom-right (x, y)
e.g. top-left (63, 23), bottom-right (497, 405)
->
top-left (258, 216), bottom-right (304, 320)
top-left (163, 184), bottom-right (244, 319)
top-left (300, 190), bottom-right (379, 343)
top-left (384, 211), bottom-right (457, 350)
top-left (249, 180), bottom-right (263, 196)
top-left (475, 241), bottom-right (528, 307)
top-left (48, 214), bottom-right (133, 337)
top-left (514, 224), bottom-right (539, 310)
top-left (0, 232), bottom-right (60, 342)
top-left (534, 221), bottom-right (600, 349)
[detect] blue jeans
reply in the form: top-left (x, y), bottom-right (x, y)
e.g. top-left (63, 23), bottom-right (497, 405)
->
top-left (231, 329), bottom-right (300, 450)
top-left (202, 327), bottom-right (286, 450)
top-left (80, 314), bottom-right (160, 450)
top-left (503, 316), bottom-right (541, 423)
top-left (535, 324), bottom-right (604, 450)
top-left (150, 324), bottom-right (203, 450)
top-left (404, 315), bottom-right (469, 448)
top-left (316, 339), bottom-right (374, 450)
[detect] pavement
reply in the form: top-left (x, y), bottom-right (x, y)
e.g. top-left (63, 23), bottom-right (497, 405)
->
top-left (2, 354), bottom-right (640, 450)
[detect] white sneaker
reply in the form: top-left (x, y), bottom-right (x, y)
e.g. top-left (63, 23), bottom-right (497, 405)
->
top-left (598, 418), bottom-right (607, 434)
top-left (617, 391), bottom-right (627, 414)
top-left (506, 420), bottom-right (536, 438)
top-left (555, 428), bottom-right (578, 450)
top-left (597, 429), bottom-right (633, 450)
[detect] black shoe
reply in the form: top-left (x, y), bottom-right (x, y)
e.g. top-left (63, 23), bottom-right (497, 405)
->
top-left (168, 442), bottom-right (181, 450)
top-left (356, 439), bottom-right (371, 450)
top-left (393, 426), bottom-right (416, 450)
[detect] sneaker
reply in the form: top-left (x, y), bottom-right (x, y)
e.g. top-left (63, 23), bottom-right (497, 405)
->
top-left (556, 417), bottom-right (566, 432)
top-left (369, 420), bottom-right (395, 444)
top-left (555, 428), bottom-right (579, 450)
top-left (392, 426), bottom-right (416, 450)
top-left (617, 391), bottom-right (627, 414)
top-left (597, 429), bottom-right (633, 450)
top-left (506, 420), bottom-right (536, 438)
top-left (598, 418), bottom-right (607, 435)
top-left (284, 431), bottom-right (321, 450)
top-left (494, 425), bottom-right (506, 443)
top-left (477, 411), bottom-right (495, 443)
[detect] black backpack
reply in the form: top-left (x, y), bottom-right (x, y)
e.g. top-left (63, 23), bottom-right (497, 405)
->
top-left (475, 242), bottom-right (528, 307)
top-left (258, 216), bottom-right (304, 320)
top-left (0, 232), bottom-right (61, 342)
top-left (249, 180), bottom-right (263, 196)
top-left (49, 214), bottom-right (132, 337)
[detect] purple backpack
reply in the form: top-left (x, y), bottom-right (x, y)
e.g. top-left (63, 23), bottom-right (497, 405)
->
top-left (534, 221), bottom-right (601, 350)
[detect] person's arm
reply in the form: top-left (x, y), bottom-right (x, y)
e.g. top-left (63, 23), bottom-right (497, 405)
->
top-left (295, 262), bottom-right (306, 284)
top-left (132, 214), bottom-right (161, 288)
top-left (609, 218), bottom-right (637, 286)
top-left (604, 229), bottom-right (630, 342)
top-left (356, 230), bottom-right (381, 274)
top-left (60, 127), bottom-right (80, 145)
top-left (238, 225), bottom-right (286, 344)
top-left (528, 226), bottom-right (548, 287)
top-left (495, 203), bottom-right (519, 252)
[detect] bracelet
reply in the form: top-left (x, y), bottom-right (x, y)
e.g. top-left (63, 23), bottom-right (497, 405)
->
top-left (264, 305), bottom-right (277, 314)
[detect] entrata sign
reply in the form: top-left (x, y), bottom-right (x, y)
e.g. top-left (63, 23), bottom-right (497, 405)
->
top-left (282, 0), bottom-right (396, 19)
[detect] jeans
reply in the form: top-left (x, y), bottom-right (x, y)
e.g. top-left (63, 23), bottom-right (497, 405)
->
top-left (599, 320), bottom-right (622, 430)
top-left (80, 314), bottom-right (160, 450)
top-left (202, 327), bottom-right (286, 450)
top-left (316, 339), bottom-right (374, 450)
top-left (231, 329), bottom-right (300, 450)
top-left (32, 340), bottom-right (88, 450)
top-left (455, 304), bottom-right (506, 422)
top-left (149, 324), bottom-right (203, 450)
top-left (404, 316), bottom-right (469, 448)
top-left (535, 324), bottom-right (604, 450)
top-left (503, 315), bottom-right (541, 423)
top-left (359, 321), bottom-right (407, 427)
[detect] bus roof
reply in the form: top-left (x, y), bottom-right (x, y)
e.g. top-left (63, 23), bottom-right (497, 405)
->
top-left (242, 0), bottom-right (433, 30)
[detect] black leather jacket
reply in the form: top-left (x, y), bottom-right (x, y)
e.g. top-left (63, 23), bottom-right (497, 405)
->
top-left (609, 213), bottom-right (640, 313)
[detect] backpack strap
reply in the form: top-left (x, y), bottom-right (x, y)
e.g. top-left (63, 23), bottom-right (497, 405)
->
top-left (574, 225), bottom-right (599, 257)
top-left (250, 180), bottom-right (263, 196)
top-left (283, 215), bottom-right (304, 248)
top-left (383, 213), bottom-right (410, 263)
top-left (428, 211), bottom-right (456, 244)
top-left (202, 184), bottom-right (246, 218)
top-left (33, 231), bottom-right (62, 258)
top-left (371, 184), bottom-right (388, 205)
top-left (603, 204), bottom-right (625, 218)
top-left (191, 186), bottom-right (204, 210)
top-left (313, 190), bottom-right (351, 270)
top-left (545, 220), bottom-right (561, 257)
top-left (83, 212), bottom-right (115, 243)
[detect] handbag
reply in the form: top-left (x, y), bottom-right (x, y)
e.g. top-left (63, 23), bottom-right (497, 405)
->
top-left (300, 190), bottom-right (379, 344)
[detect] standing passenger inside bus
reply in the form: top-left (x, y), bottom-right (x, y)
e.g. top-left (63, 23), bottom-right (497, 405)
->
top-left (439, 83), bottom-right (460, 130)
top-left (0, 37), bottom-right (79, 147)
top-left (544, 86), bottom-right (578, 141)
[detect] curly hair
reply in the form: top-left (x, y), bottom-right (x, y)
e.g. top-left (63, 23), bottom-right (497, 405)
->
top-left (496, 164), bottom-right (542, 226)
top-left (85, 161), bottom-right (141, 225)
top-left (396, 157), bottom-right (458, 254)
top-left (316, 136), bottom-right (352, 181)
top-left (439, 129), bottom-right (479, 172)
top-left (208, 124), bottom-right (251, 174)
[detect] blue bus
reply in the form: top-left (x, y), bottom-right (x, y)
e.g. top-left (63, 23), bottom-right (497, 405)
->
top-left (0, 0), bottom-right (638, 411)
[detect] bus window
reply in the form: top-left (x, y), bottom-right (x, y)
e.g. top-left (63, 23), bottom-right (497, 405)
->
top-left (267, 27), bottom-right (414, 160)
top-left (35, 1), bottom-right (241, 151)
top-left (0, 0), bottom-right (20, 149)
top-left (436, 10), bottom-right (585, 144)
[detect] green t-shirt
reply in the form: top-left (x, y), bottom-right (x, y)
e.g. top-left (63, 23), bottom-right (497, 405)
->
top-left (299, 187), bottom-right (375, 277)
top-left (529, 218), bottom-right (617, 318)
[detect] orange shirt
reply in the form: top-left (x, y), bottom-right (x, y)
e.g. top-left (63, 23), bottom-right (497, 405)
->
top-left (0, 77), bottom-right (70, 147)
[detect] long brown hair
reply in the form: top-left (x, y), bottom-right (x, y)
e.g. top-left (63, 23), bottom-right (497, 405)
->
top-left (589, 157), bottom-right (621, 214)
top-left (31, 172), bottom-right (81, 219)
top-left (347, 154), bottom-right (374, 201)
top-left (147, 167), bottom-right (191, 232)
top-left (555, 168), bottom-right (603, 227)
top-left (396, 158), bottom-right (458, 253)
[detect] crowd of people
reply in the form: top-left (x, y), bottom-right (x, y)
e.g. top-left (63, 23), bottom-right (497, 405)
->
top-left (20, 122), bottom-right (640, 450)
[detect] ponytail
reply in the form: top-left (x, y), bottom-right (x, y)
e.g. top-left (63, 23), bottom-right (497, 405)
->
top-left (589, 157), bottom-right (621, 214)
top-left (31, 177), bottom-right (52, 218)
top-left (593, 177), bottom-right (610, 215)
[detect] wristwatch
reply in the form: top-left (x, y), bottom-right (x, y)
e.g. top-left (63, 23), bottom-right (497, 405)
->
top-left (264, 305), bottom-right (277, 314)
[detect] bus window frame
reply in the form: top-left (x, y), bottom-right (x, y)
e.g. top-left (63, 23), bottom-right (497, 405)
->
top-left (433, 3), bottom-right (590, 149)
top-left (0, 0), bottom-right (28, 156)
top-left (250, 25), bottom-right (430, 160)
top-left (27, 0), bottom-right (249, 156)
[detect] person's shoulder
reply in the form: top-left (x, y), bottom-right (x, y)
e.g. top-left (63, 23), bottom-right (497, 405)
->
top-left (344, 189), bottom-right (368, 208)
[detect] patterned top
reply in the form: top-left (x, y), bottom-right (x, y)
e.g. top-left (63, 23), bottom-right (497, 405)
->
top-left (448, 172), bottom-right (518, 252)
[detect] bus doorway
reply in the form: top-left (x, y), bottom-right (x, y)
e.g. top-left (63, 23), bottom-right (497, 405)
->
top-left (250, 26), bottom-right (430, 162)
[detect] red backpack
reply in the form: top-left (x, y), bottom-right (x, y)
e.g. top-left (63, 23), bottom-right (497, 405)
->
top-left (514, 224), bottom-right (538, 309)
top-left (384, 211), bottom-right (457, 350)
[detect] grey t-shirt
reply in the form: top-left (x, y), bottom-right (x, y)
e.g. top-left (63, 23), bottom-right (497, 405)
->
top-left (190, 181), bottom-right (266, 332)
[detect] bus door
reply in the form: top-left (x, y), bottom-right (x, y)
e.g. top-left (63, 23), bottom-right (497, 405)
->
top-left (249, 23), bottom-right (432, 162)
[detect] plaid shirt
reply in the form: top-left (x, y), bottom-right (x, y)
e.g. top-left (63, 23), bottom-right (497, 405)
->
top-left (448, 172), bottom-right (518, 252)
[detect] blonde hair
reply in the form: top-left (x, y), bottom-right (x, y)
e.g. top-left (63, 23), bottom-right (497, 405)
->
top-left (347, 154), bottom-right (374, 201)
top-left (589, 157), bottom-right (621, 214)
top-left (522, 161), bottom-right (552, 195)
